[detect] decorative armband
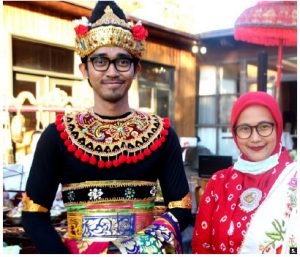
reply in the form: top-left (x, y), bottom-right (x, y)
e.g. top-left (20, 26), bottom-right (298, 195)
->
top-left (168, 193), bottom-right (192, 209)
top-left (22, 193), bottom-right (48, 212)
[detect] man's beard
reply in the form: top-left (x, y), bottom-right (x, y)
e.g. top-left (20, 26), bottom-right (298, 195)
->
top-left (89, 77), bottom-right (131, 103)
top-left (95, 86), bottom-right (130, 103)
top-left (101, 89), bottom-right (127, 103)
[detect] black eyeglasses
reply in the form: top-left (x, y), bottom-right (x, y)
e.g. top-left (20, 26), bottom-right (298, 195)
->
top-left (87, 56), bottom-right (136, 72)
top-left (234, 121), bottom-right (275, 139)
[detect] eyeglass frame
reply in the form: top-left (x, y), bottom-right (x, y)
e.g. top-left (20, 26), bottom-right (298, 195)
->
top-left (234, 121), bottom-right (275, 139)
top-left (87, 55), bottom-right (138, 72)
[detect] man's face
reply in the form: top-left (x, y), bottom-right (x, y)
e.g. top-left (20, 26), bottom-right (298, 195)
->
top-left (80, 46), bottom-right (140, 103)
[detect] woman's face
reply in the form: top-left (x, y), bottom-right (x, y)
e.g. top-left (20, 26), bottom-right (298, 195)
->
top-left (235, 105), bottom-right (277, 162)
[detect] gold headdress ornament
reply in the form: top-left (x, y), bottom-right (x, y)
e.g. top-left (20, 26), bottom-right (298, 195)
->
top-left (74, 4), bottom-right (148, 58)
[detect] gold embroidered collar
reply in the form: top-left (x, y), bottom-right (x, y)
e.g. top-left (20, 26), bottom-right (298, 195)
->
top-left (56, 109), bottom-right (170, 168)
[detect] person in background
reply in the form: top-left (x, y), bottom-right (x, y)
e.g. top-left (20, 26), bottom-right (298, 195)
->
top-left (22, 1), bottom-right (191, 254)
top-left (192, 91), bottom-right (297, 254)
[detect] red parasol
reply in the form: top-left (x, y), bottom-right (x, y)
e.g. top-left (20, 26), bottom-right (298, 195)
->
top-left (234, 1), bottom-right (297, 98)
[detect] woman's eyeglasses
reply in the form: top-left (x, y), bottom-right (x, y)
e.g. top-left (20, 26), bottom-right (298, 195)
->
top-left (234, 121), bottom-right (275, 139)
top-left (87, 56), bottom-right (137, 72)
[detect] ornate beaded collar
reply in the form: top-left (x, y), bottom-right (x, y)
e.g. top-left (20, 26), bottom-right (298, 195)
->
top-left (55, 109), bottom-right (170, 169)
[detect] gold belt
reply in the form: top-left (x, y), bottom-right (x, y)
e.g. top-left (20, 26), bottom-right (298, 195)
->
top-left (67, 204), bottom-right (154, 241)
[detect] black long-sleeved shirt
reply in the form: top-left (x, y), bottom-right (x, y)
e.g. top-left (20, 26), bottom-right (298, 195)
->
top-left (22, 112), bottom-right (191, 253)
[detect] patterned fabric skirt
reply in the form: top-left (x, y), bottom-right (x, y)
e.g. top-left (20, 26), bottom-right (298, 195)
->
top-left (61, 180), bottom-right (157, 254)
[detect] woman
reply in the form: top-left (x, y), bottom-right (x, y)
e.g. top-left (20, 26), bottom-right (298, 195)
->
top-left (192, 91), bottom-right (297, 254)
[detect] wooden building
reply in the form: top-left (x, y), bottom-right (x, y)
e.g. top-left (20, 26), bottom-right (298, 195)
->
top-left (2, 1), bottom-right (297, 163)
top-left (2, 1), bottom-right (197, 163)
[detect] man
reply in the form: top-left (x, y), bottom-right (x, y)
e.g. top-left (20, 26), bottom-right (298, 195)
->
top-left (22, 1), bottom-right (191, 254)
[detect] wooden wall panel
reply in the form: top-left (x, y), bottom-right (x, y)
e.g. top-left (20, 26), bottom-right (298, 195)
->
top-left (176, 51), bottom-right (196, 136)
top-left (3, 5), bottom-right (74, 48)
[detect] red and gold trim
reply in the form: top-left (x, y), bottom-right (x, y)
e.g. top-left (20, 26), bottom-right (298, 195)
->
top-left (168, 193), bottom-right (192, 209)
top-left (55, 109), bottom-right (170, 169)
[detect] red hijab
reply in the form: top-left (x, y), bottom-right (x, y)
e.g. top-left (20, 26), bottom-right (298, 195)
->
top-left (231, 91), bottom-right (283, 156)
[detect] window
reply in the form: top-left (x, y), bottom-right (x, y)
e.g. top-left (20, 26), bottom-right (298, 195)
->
top-left (197, 63), bottom-right (239, 157)
top-left (13, 38), bottom-right (74, 74)
top-left (246, 63), bottom-right (277, 95)
top-left (13, 76), bottom-right (37, 131)
top-left (11, 38), bottom-right (80, 162)
top-left (138, 61), bottom-right (174, 120)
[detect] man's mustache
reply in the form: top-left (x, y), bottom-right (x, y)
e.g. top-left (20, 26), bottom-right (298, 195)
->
top-left (101, 79), bottom-right (125, 84)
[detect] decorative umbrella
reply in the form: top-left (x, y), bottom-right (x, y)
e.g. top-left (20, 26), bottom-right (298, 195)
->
top-left (234, 1), bottom-right (297, 98)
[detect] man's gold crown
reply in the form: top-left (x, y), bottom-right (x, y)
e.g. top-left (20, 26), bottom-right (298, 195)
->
top-left (74, 5), bottom-right (147, 58)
